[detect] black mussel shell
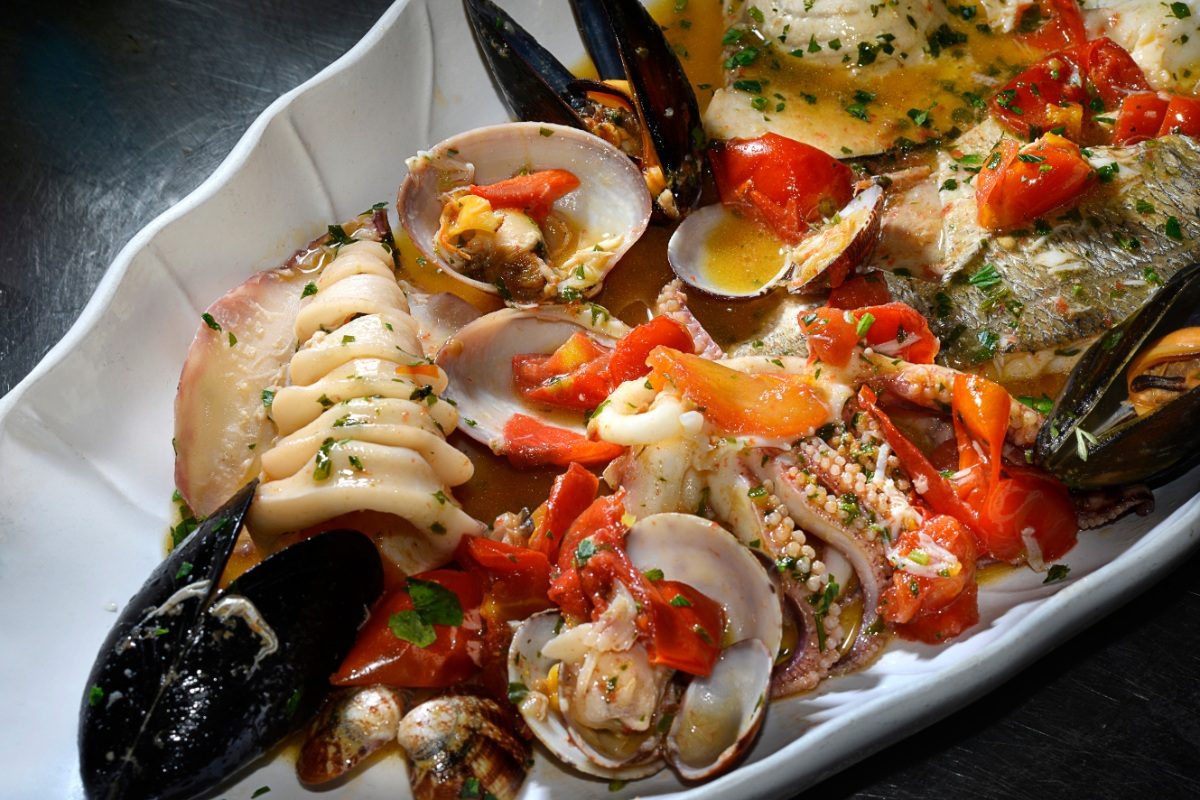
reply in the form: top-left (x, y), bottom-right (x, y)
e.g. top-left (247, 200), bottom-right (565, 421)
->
top-left (79, 497), bottom-right (383, 800)
top-left (1036, 261), bottom-right (1200, 489)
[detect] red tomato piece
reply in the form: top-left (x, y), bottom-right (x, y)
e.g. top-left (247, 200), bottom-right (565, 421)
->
top-left (647, 346), bottom-right (830, 438)
top-left (469, 169), bottom-right (580, 221)
top-left (332, 569), bottom-right (483, 688)
top-left (980, 467), bottom-right (1078, 564)
top-left (456, 536), bottom-right (554, 624)
top-left (1158, 94), bottom-right (1200, 138)
top-left (1015, 0), bottom-right (1086, 52)
top-left (643, 580), bottom-right (726, 676)
top-left (709, 132), bottom-right (853, 243)
top-left (502, 414), bottom-right (625, 469)
top-left (1083, 38), bottom-right (1152, 110)
top-left (881, 515), bottom-right (978, 626)
top-left (513, 332), bottom-right (614, 411)
top-left (976, 134), bottom-right (1095, 231)
top-left (527, 462), bottom-right (600, 560)
top-left (857, 303), bottom-right (940, 364)
top-left (799, 307), bottom-right (859, 367)
top-left (952, 373), bottom-right (1010, 488)
top-left (608, 316), bottom-right (694, 384)
top-left (895, 582), bottom-right (980, 644)
top-left (989, 57), bottom-right (1087, 141)
top-left (827, 270), bottom-right (892, 309)
top-left (1114, 91), bottom-right (1169, 145)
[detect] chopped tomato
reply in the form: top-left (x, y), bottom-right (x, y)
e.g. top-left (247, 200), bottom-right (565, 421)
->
top-left (896, 582), bottom-right (980, 644)
top-left (647, 346), bottom-right (830, 439)
top-left (643, 579), bottom-right (725, 676)
top-left (976, 134), bottom-right (1095, 231)
top-left (991, 38), bottom-right (1149, 143)
top-left (455, 536), bottom-right (553, 624)
top-left (469, 169), bottom-right (580, 221)
top-left (979, 467), bottom-right (1078, 564)
top-left (880, 515), bottom-right (979, 644)
top-left (990, 57), bottom-right (1088, 141)
top-left (952, 374), bottom-right (1009, 488)
top-left (608, 316), bottom-right (693, 383)
top-left (528, 462), bottom-right (599, 559)
top-left (1083, 39), bottom-right (1151, 108)
top-left (1158, 94), bottom-right (1200, 138)
top-left (1015, 0), bottom-right (1086, 52)
top-left (800, 303), bottom-right (938, 367)
top-left (513, 318), bottom-right (693, 411)
top-left (546, 491), bottom-right (724, 676)
top-left (1114, 91), bottom-right (1169, 145)
top-left (513, 332), bottom-right (613, 411)
top-left (827, 270), bottom-right (892, 309)
top-left (332, 569), bottom-right (483, 688)
top-left (709, 132), bottom-right (854, 243)
top-left (799, 307), bottom-right (858, 367)
top-left (858, 303), bottom-right (939, 364)
top-left (502, 413), bottom-right (624, 469)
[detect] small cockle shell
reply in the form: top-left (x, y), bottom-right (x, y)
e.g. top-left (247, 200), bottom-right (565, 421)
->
top-left (399, 122), bottom-right (652, 303)
top-left (396, 695), bottom-right (530, 800)
top-left (435, 305), bottom-right (630, 451)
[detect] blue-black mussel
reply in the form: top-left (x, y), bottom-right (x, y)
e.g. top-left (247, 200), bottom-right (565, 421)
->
top-left (1037, 261), bottom-right (1200, 492)
top-left (79, 480), bottom-right (384, 800)
top-left (464, 0), bottom-right (704, 221)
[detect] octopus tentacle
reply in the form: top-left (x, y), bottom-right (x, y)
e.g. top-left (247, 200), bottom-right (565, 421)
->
top-left (870, 359), bottom-right (1043, 446)
top-left (706, 450), bottom-right (838, 696)
top-left (653, 279), bottom-right (724, 359)
top-left (755, 449), bottom-right (893, 675)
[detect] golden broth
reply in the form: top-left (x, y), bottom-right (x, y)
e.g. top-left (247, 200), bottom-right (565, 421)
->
top-left (693, 211), bottom-right (788, 296)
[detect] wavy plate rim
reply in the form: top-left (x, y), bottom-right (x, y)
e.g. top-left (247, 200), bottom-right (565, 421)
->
top-left (2, 1), bottom-right (1198, 798)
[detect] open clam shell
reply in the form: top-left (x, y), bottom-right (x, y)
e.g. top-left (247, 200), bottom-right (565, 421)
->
top-left (508, 513), bottom-right (781, 782)
top-left (399, 122), bottom-right (652, 303)
top-left (666, 204), bottom-right (792, 299)
top-left (435, 306), bottom-right (630, 451)
top-left (667, 184), bottom-right (885, 300)
top-left (785, 183), bottom-right (884, 293)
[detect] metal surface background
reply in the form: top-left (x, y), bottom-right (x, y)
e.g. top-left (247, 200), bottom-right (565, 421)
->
top-left (1, 1), bottom-right (1197, 798)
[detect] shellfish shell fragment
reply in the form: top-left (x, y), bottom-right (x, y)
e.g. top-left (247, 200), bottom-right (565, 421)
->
top-left (399, 122), bottom-right (652, 303)
top-left (785, 183), bottom-right (885, 293)
top-left (435, 306), bottom-right (629, 450)
top-left (396, 695), bottom-right (530, 800)
top-left (666, 204), bottom-right (792, 299)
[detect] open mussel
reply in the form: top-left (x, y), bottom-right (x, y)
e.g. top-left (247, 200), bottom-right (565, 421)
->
top-left (79, 481), bottom-right (384, 800)
top-left (1037, 261), bottom-right (1200, 489)
top-left (464, 0), bottom-right (703, 220)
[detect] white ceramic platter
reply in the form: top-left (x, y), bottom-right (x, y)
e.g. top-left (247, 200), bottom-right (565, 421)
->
top-left (1, 1), bottom-right (1198, 798)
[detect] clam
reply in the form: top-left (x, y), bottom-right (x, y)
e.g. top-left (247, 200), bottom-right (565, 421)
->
top-left (1037, 261), bottom-right (1200, 489)
top-left (79, 481), bottom-right (384, 800)
top-left (507, 513), bottom-right (781, 781)
top-left (666, 184), bottom-right (885, 299)
top-left (435, 305), bottom-right (630, 452)
top-left (398, 122), bottom-right (652, 304)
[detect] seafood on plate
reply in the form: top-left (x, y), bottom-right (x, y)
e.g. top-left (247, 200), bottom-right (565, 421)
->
top-left (80, 1), bottom-right (1200, 799)
top-left (399, 122), bottom-right (652, 304)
